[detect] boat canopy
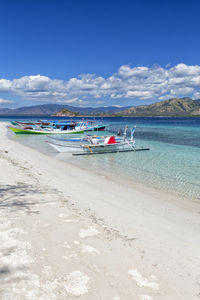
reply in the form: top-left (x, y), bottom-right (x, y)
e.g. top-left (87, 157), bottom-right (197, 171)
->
top-left (54, 122), bottom-right (75, 126)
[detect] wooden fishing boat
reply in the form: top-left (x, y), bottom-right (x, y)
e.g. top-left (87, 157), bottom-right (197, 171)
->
top-left (47, 126), bottom-right (150, 155)
top-left (8, 125), bottom-right (85, 134)
top-left (47, 135), bottom-right (136, 153)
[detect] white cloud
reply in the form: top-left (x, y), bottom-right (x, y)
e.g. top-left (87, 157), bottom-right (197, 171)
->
top-left (170, 63), bottom-right (200, 76)
top-left (0, 63), bottom-right (200, 105)
top-left (126, 90), bottom-right (153, 99)
top-left (0, 79), bottom-right (12, 91)
top-left (108, 105), bottom-right (122, 108)
top-left (0, 98), bottom-right (14, 104)
top-left (193, 91), bottom-right (200, 99)
top-left (118, 65), bottom-right (149, 78)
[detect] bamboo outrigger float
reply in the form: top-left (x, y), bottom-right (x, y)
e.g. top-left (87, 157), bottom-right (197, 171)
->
top-left (72, 147), bottom-right (150, 155)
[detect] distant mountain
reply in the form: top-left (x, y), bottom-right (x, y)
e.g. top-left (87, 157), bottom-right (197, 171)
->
top-left (55, 108), bottom-right (80, 117)
top-left (0, 98), bottom-right (199, 117)
top-left (110, 98), bottom-right (200, 117)
top-left (0, 104), bottom-right (130, 116)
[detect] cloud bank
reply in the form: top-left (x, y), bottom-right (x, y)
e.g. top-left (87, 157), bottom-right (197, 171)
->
top-left (1, 63), bottom-right (200, 105)
top-left (0, 98), bottom-right (14, 104)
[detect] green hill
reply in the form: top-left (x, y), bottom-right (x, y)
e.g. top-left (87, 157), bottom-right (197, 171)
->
top-left (112, 98), bottom-right (200, 117)
top-left (54, 108), bottom-right (79, 117)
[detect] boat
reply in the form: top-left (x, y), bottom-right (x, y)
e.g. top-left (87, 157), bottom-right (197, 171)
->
top-left (47, 134), bottom-right (120, 143)
top-left (8, 119), bottom-right (108, 134)
top-left (47, 126), bottom-right (150, 155)
top-left (47, 125), bottom-right (132, 144)
top-left (82, 120), bottom-right (107, 131)
top-left (8, 123), bottom-right (85, 134)
top-left (8, 126), bottom-right (85, 135)
top-left (47, 134), bottom-right (136, 153)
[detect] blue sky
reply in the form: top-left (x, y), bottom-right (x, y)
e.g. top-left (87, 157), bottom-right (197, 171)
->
top-left (1, 0), bottom-right (200, 108)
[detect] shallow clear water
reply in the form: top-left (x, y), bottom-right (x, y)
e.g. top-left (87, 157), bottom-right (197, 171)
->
top-left (3, 116), bottom-right (200, 202)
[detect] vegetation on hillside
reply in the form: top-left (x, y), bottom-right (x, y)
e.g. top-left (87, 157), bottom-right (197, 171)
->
top-left (54, 108), bottom-right (79, 117)
top-left (110, 98), bottom-right (200, 117)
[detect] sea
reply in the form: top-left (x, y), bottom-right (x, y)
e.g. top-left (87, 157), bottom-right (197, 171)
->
top-left (2, 116), bottom-right (200, 202)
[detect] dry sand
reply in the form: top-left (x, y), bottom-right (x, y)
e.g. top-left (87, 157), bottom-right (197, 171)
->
top-left (0, 122), bottom-right (200, 299)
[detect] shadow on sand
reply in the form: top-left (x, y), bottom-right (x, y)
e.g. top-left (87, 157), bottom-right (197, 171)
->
top-left (0, 183), bottom-right (51, 295)
top-left (0, 183), bottom-right (53, 214)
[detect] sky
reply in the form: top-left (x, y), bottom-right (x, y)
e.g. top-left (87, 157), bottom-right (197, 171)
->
top-left (1, 0), bottom-right (200, 108)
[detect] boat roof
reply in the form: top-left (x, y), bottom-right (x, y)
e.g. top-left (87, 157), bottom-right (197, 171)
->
top-left (54, 122), bottom-right (75, 126)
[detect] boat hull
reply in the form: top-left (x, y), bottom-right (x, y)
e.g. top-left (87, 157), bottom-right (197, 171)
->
top-left (47, 141), bottom-right (135, 153)
top-left (8, 127), bottom-right (85, 134)
top-left (85, 125), bottom-right (107, 131)
top-left (47, 142), bottom-right (84, 152)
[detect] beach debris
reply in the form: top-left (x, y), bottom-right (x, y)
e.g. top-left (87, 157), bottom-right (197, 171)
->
top-left (79, 226), bottom-right (100, 238)
top-left (128, 269), bottom-right (159, 290)
top-left (64, 270), bottom-right (90, 296)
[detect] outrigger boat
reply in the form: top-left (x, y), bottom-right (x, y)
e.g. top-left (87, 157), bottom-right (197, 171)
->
top-left (47, 134), bottom-right (121, 144)
top-left (47, 127), bottom-right (150, 154)
top-left (8, 127), bottom-right (85, 134)
top-left (8, 123), bottom-right (85, 134)
top-left (82, 120), bottom-right (107, 131)
top-left (47, 135), bottom-right (135, 153)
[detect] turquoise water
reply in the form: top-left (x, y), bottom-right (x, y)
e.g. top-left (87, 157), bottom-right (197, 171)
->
top-left (3, 116), bottom-right (200, 201)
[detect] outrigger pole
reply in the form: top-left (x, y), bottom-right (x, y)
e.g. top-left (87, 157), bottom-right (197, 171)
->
top-left (72, 147), bottom-right (150, 156)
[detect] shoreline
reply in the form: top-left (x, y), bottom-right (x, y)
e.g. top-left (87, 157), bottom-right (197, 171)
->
top-left (57, 152), bottom-right (199, 208)
top-left (8, 122), bottom-right (200, 214)
top-left (9, 124), bottom-right (199, 205)
top-left (1, 122), bottom-right (200, 299)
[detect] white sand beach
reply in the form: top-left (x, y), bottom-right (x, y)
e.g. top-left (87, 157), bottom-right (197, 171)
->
top-left (0, 122), bottom-right (200, 299)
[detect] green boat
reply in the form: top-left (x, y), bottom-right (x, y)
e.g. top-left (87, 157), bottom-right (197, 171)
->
top-left (8, 126), bottom-right (85, 134)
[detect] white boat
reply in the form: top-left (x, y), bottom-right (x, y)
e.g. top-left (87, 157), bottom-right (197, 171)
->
top-left (47, 134), bottom-right (122, 144)
top-left (47, 135), bottom-right (136, 153)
